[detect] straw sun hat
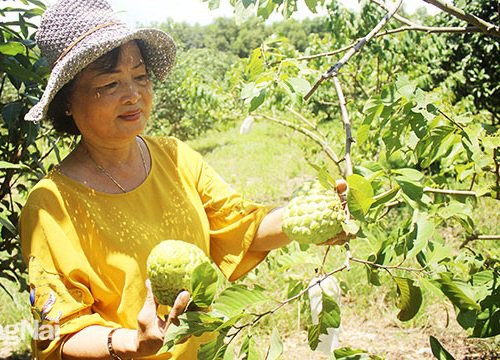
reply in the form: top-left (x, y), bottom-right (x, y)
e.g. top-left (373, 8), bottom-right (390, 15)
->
top-left (25, 0), bottom-right (176, 122)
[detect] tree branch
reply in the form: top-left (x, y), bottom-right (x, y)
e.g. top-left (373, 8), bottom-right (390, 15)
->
top-left (296, 43), bottom-right (356, 62)
top-left (423, 187), bottom-right (477, 197)
top-left (350, 257), bottom-right (425, 273)
top-left (332, 76), bottom-right (354, 177)
top-left (460, 234), bottom-right (500, 248)
top-left (228, 263), bottom-right (348, 339)
top-left (305, 0), bottom-right (403, 101)
top-left (421, 0), bottom-right (500, 37)
top-left (371, 0), bottom-right (483, 35)
top-left (376, 25), bottom-right (482, 37)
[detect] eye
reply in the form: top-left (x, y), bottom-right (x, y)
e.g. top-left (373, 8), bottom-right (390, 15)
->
top-left (135, 74), bottom-right (149, 83)
top-left (101, 81), bottom-right (118, 89)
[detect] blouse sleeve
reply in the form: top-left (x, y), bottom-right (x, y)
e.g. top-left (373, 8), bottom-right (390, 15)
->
top-left (20, 204), bottom-right (118, 360)
top-left (176, 139), bottom-right (272, 281)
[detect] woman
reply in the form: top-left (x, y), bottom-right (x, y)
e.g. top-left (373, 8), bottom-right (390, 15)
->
top-left (20, 0), bottom-right (348, 359)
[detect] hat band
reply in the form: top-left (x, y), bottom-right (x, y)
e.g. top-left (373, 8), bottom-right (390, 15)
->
top-left (52, 21), bottom-right (119, 68)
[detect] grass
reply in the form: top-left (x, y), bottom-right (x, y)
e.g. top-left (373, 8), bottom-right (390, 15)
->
top-left (187, 119), bottom-right (318, 206)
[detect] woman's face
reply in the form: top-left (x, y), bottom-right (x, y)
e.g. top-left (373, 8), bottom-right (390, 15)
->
top-left (68, 41), bottom-right (153, 144)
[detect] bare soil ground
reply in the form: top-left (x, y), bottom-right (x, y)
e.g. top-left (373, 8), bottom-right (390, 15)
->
top-left (282, 308), bottom-right (500, 360)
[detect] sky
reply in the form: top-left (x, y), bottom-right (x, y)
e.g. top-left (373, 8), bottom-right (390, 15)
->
top-left (41, 0), bottom-right (441, 26)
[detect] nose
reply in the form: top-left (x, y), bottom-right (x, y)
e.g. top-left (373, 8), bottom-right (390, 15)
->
top-left (122, 81), bottom-right (140, 104)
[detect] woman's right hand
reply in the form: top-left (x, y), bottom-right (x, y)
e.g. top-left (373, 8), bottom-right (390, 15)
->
top-left (134, 279), bottom-right (190, 357)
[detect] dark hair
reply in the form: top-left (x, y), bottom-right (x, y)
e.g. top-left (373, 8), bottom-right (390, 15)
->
top-left (47, 41), bottom-right (147, 135)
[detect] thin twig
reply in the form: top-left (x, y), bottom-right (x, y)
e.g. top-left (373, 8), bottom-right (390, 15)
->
top-left (469, 173), bottom-right (477, 192)
top-left (423, 187), bottom-right (477, 197)
top-left (438, 109), bottom-right (465, 131)
top-left (286, 106), bottom-right (317, 130)
top-left (421, 0), bottom-right (500, 37)
top-left (332, 76), bottom-right (354, 176)
top-left (350, 257), bottom-right (425, 272)
top-left (228, 263), bottom-right (348, 339)
top-left (305, 0), bottom-right (403, 101)
top-left (371, 0), bottom-right (482, 35)
top-left (370, 0), bottom-right (416, 26)
top-left (320, 246), bottom-right (331, 272)
top-left (296, 43), bottom-right (356, 62)
top-left (495, 148), bottom-right (500, 200)
top-left (376, 25), bottom-right (481, 37)
top-left (254, 114), bottom-right (342, 171)
top-left (460, 234), bottom-right (500, 248)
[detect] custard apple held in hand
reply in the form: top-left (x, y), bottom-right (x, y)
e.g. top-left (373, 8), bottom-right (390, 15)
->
top-left (147, 240), bottom-right (210, 305)
top-left (282, 180), bottom-right (347, 244)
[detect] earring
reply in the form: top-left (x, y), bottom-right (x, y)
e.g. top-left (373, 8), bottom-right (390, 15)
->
top-left (65, 110), bottom-right (71, 116)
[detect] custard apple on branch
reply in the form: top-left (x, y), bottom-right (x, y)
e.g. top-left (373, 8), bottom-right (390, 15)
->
top-left (282, 180), bottom-right (347, 244)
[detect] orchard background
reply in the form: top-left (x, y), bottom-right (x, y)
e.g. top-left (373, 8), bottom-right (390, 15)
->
top-left (0, 0), bottom-right (498, 359)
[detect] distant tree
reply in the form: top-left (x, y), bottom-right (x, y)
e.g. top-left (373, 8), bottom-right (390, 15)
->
top-left (231, 18), bottom-right (269, 57)
top-left (432, 0), bottom-right (499, 122)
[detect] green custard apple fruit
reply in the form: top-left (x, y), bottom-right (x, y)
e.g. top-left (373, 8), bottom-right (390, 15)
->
top-left (147, 240), bottom-right (209, 305)
top-left (282, 180), bottom-right (346, 244)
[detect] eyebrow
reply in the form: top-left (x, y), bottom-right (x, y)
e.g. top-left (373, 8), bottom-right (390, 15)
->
top-left (94, 62), bottom-right (145, 76)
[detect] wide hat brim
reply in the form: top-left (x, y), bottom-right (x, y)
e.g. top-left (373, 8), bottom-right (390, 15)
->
top-left (25, 23), bottom-right (176, 122)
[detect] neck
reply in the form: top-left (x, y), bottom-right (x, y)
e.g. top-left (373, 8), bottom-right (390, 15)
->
top-left (80, 136), bottom-right (141, 169)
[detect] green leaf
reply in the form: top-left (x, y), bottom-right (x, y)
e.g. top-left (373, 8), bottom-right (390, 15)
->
top-left (1, 101), bottom-right (23, 129)
top-left (288, 77), bottom-right (310, 96)
top-left (249, 89), bottom-right (266, 112)
top-left (429, 336), bottom-right (455, 360)
top-left (362, 97), bottom-right (384, 125)
top-left (342, 220), bottom-right (359, 236)
top-left (202, 0), bottom-right (221, 10)
top-left (407, 211), bottom-right (434, 259)
top-left (394, 277), bottom-right (422, 321)
top-left (240, 335), bottom-right (261, 360)
top-left (371, 186), bottom-right (400, 208)
top-left (241, 0), bottom-right (256, 8)
top-left (0, 41), bottom-right (25, 56)
top-left (333, 347), bottom-right (375, 359)
top-left (281, 0), bottom-right (298, 18)
top-left (213, 284), bottom-right (267, 318)
top-left (266, 328), bottom-right (283, 360)
top-left (287, 280), bottom-right (306, 298)
top-left (392, 168), bottom-right (424, 182)
top-left (198, 333), bottom-right (228, 360)
top-left (304, 0), bottom-right (320, 13)
top-left (346, 174), bottom-right (374, 220)
top-left (257, 0), bottom-right (276, 19)
top-left (246, 48), bottom-right (265, 80)
top-left (395, 75), bottom-right (416, 99)
top-left (308, 292), bottom-right (341, 350)
top-left (356, 124), bottom-right (370, 146)
top-left (393, 168), bottom-right (424, 202)
top-left (0, 215), bottom-right (17, 236)
top-left (0, 161), bottom-right (28, 170)
top-left (433, 275), bottom-right (480, 312)
top-left (161, 312), bottom-right (224, 353)
top-left (191, 262), bottom-right (219, 308)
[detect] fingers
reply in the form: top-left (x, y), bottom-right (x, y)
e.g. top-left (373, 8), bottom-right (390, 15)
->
top-left (144, 279), bottom-right (157, 307)
top-left (137, 280), bottom-right (160, 332)
top-left (166, 291), bottom-right (190, 327)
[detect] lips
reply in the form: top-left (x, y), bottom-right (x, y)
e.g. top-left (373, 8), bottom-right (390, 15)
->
top-left (119, 109), bottom-right (142, 121)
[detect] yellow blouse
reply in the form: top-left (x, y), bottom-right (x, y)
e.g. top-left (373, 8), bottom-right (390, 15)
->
top-left (19, 136), bottom-right (270, 360)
